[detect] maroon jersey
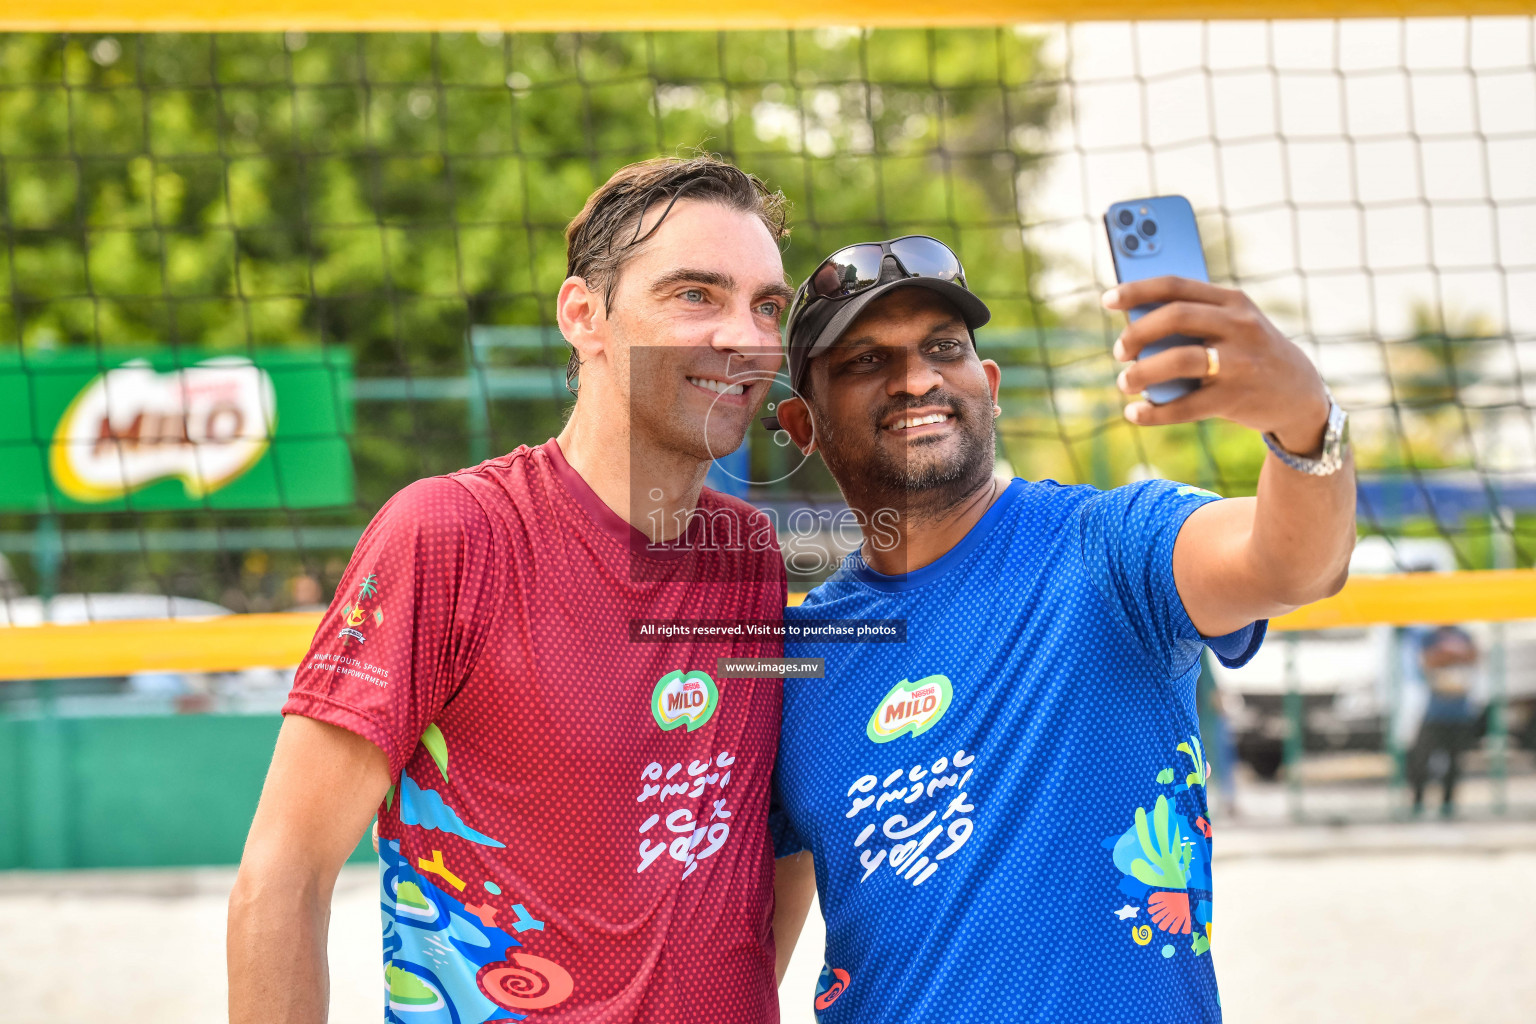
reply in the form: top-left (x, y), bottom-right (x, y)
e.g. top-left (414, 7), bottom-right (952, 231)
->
top-left (283, 439), bottom-right (786, 1024)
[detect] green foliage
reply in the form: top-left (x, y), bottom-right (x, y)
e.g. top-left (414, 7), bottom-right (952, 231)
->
top-left (0, 29), bottom-right (1065, 599)
top-left (0, 31), bottom-right (1060, 349)
top-left (0, 29), bottom-right (1061, 505)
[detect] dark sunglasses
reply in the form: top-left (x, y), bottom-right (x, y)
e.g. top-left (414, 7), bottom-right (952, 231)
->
top-left (788, 235), bottom-right (969, 325)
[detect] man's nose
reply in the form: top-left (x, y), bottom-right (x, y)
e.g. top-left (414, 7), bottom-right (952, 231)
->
top-left (889, 352), bottom-right (943, 397)
top-left (711, 306), bottom-right (782, 369)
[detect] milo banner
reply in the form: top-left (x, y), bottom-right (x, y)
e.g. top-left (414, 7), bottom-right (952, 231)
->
top-left (0, 348), bottom-right (354, 512)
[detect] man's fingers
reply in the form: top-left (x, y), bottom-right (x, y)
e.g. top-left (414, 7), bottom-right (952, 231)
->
top-left (1103, 276), bottom-right (1237, 314)
top-left (1118, 343), bottom-right (1212, 394)
top-left (1114, 301), bottom-right (1234, 361)
top-left (1124, 378), bottom-right (1225, 426)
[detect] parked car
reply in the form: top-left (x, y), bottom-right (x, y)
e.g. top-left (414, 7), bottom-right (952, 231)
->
top-left (0, 592), bottom-right (231, 627)
top-left (1212, 537), bottom-right (1536, 779)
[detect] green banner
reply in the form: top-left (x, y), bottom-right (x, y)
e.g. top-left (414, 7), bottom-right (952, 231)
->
top-left (0, 348), bottom-right (354, 512)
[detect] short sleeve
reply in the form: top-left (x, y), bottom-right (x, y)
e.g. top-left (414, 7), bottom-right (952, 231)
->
top-left (282, 476), bottom-right (499, 779)
top-left (1078, 479), bottom-right (1266, 676)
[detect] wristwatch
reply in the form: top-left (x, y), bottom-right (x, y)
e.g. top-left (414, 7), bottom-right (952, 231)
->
top-left (1262, 388), bottom-right (1349, 476)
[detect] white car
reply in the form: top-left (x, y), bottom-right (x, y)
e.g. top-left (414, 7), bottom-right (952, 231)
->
top-left (1211, 537), bottom-right (1536, 777)
top-left (0, 592), bottom-right (232, 627)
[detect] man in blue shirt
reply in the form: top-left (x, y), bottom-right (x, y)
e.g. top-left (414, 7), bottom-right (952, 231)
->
top-left (764, 236), bottom-right (1356, 1022)
top-left (1405, 625), bottom-right (1482, 817)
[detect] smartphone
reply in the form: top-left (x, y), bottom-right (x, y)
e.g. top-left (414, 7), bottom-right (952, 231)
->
top-left (1103, 195), bottom-right (1209, 405)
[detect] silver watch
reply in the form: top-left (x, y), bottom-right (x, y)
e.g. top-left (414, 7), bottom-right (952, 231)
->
top-left (1262, 389), bottom-right (1349, 476)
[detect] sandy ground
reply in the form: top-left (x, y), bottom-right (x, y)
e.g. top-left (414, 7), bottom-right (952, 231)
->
top-left (3, 825), bottom-right (1533, 1023)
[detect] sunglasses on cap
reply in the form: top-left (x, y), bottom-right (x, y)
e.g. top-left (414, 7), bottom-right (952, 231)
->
top-left (788, 234), bottom-right (969, 325)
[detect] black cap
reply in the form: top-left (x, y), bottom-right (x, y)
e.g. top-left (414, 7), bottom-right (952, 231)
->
top-left (782, 256), bottom-right (991, 402)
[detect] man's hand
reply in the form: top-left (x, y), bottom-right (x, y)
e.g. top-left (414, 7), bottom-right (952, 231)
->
top-left (1103, 276), bottom-right (1356, 637)
top-left (1105, 276), bottom-right (1330, 455)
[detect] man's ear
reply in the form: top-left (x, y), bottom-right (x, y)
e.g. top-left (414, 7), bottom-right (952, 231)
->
top-left (982, 358), bottom-right (1002, 407)
top-left (557, 276), bottom-right (605, 366)
top-left (776, 395), bottom-right (817, 455)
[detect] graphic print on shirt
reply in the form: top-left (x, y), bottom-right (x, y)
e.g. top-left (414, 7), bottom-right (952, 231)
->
top-left (1102, 735), bottom-right (1215, 960)
top-left (635, 669), bottom-right (741, 878)
top-left (813, 964), bottom-right (851, 1021)
top-left (381, 840), bottom-right (573, 1022)
top-left (843, 749), bottom-right (979, 888)
top-left (338, 572), bottom-right (383, 646)
top-left (650, 670), bottom-right (719, 732)
top-left (635, 748), bottom-right (737, 877)
top-left (865, 674), bottom-right (952, 743)
top-left (837, 675), bottom-right (978, 887)
top-left (285, 446), bottom-right (785, 1023)
top-left (383, 722), bottom-right (574, 1022)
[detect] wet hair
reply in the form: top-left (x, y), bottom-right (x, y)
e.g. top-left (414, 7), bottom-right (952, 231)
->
top-left (562, 155), bottom-right (789, 392)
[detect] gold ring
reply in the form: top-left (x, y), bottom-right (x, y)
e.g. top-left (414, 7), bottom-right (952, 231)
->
top-left (1205, 346), bottom-right (1220, 378)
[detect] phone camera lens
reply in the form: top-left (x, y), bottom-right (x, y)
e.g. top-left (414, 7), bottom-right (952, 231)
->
top-left (1140, 219), bottom-right (1158, 237)
top-left (1116, 209), bottom-right (1135, 227)
top-left (1122, 233), bottom-right (1140, 252)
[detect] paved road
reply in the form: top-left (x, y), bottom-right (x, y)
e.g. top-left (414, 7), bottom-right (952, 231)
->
top-left (2, 825), bottom-right (1532, 1023)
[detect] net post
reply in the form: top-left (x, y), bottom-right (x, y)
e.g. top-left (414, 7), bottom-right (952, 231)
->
top-left (1386, 626), bottom-right (1407, 820)
top-left (33, 512), bottom-right (62, 603)
top-left (466, 328), bottom-right (492, 466)
top-left (1489, 622), bottom-right (1507, 817)
top-left (1283, 632), bottom-right (1303, 824)
top-left (1489, 506), bottom-right (1514, 816)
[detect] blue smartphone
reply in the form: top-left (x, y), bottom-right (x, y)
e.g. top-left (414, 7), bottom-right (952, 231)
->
top-left (1104, 195), bottom-right (1209, 405)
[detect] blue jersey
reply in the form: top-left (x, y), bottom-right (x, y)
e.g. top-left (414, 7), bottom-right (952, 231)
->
top-left (771, 478), bottom-right (1264, 1024)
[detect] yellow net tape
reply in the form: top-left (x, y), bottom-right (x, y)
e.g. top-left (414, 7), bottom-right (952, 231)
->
top-left (3, 570), bottom-right (1532, 680)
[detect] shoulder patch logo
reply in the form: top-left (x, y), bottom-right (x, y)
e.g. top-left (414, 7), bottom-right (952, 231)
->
top-left (866, 674), bottom-right (952, 743)
top-left (338, 572), bottom-right (382, 646)
top-left (651, 670), bottom-right (719, 732)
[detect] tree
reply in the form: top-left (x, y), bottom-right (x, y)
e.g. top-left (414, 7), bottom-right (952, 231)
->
top-left (0, 29), bottom-right (1064, 598)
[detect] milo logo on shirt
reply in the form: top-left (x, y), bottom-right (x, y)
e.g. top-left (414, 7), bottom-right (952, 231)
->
top-left (866, 674), bottom-right (953, 743)
top-left (651, 670), bottom-right (719, 732)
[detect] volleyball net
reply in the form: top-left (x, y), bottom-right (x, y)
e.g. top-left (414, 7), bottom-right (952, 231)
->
top-left (1, 4), bottom-right (1534, 820)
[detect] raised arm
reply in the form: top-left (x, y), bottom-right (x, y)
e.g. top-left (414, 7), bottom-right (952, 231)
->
top-left (773, 851), bottom-right (817, 985)
top-left (1107, 277), bottom-right (1356, 637)
top-left (228, 715), bottom-right (392, 1024)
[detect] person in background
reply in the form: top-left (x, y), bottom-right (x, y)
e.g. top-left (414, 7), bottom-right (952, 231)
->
top-left (1406, 625), bottom-right (1481, 818)
top-left (286, 573), bottom-right (326, 612)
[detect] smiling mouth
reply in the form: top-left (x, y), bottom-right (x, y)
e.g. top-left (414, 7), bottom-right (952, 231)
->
top-left (687, 376), bottom-right (746, 397)
top-left (884, 411), bottom-right (954, 431)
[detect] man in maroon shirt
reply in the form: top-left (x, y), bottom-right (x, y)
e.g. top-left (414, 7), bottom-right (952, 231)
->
top-left (228, 157), bottom-right (795, 1024)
